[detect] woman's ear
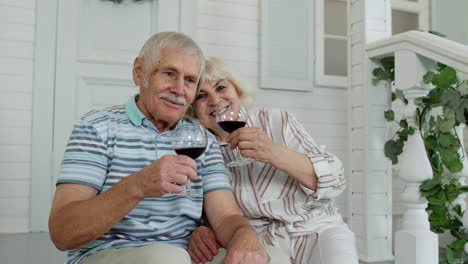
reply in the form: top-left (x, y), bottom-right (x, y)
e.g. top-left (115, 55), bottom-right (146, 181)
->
top-left (133, 57), bottom-right (143, 86)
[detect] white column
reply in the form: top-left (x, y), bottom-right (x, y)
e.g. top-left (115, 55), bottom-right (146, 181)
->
top-left (394, 50), bottom-right (438, 264)
top-left (348, 0), bottom-right (394, 262)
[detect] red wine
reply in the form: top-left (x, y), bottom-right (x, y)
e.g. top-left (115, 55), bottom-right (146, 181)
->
top-left (218, 121), bottom-right (246, 133)
top-left (175, 147), bottom-right (206, 159)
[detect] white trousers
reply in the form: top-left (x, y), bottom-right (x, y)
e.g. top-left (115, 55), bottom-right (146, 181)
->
top-left (82, 242), bottom-right (290, 264)
top-left (263, 221), bottom-right (358, 264)
top-left (311, 224), bottom-right (358, 264)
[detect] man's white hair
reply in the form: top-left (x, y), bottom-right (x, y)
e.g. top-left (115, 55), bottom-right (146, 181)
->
top-left (138, 31), bottom-right (205, 89)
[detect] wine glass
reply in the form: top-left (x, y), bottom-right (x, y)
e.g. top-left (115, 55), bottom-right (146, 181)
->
top-left (215, 99), bottom-right (253, 167)
top-left (172, 123), bottom-right (207, 196)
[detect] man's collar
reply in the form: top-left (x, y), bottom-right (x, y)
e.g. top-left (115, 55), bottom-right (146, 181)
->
top-left (126, 94), bottom-right (146, 126)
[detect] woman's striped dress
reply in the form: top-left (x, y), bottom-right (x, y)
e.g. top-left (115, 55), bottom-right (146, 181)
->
top-left (220, 108), bottom-right (347, 264)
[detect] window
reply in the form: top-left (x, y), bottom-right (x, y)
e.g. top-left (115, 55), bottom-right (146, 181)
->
top-left (260, 0), bottom-right (314, 91)
top-left (315, 0), bottom-right (347, 88)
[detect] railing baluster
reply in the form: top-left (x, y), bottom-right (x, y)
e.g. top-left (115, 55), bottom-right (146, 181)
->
top-left (394, 50), bottom-right (438, 264)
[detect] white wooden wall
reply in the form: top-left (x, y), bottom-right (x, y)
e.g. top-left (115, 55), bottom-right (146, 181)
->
top-left (0, 0), bottom-right (348, 233)
top-left (0, 0), bottom-right (36, 233)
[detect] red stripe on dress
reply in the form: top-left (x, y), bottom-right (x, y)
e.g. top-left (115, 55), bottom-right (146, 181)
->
top-left (293, 235), bottom-right (307, 264)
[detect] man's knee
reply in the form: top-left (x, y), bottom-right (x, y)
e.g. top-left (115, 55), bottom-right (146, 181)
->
top-left (84, 243), bottom-right (191, 264)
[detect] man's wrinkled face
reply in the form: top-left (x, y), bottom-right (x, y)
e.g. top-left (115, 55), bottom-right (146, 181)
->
top-left (133, 45), bottom-right (201, 130)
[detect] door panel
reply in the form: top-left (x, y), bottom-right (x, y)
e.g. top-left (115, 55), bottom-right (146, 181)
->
top-left (52, 0), bottom-right (178, 190)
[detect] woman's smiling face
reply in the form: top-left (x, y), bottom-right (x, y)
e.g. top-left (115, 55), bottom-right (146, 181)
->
top-left (192, 79), bottom-right (240, 132)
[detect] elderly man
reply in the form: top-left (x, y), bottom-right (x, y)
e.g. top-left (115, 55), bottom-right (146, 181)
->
top-left (48, 32), bottom-right (286, 264)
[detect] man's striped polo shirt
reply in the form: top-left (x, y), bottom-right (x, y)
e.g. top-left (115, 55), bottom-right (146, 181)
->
top-left (57, 95), bottom-right (231, 264)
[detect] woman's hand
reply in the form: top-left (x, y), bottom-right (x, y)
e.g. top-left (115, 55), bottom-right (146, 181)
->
top-left (227, 127), bottom-right (279, 164)
top-left (188, 226), bottom-right (221, 263)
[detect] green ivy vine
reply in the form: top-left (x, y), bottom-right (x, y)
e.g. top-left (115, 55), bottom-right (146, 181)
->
top-left (374, 56), bottom-right (468, 263)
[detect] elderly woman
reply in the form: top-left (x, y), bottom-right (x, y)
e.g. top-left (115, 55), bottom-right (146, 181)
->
top-left (188, 56), bottom-right (358, 264)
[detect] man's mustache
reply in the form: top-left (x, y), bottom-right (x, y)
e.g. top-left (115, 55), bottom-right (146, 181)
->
top-left (159, 92), bottom-right (186, 106)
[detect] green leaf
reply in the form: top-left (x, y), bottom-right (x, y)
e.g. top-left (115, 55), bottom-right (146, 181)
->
top-left (456, 105), bottom-right (466, 124)
top-left (423, 71), bottom-right (436, 84)
top-left (460, 186), bottom-right (468, 192)
top-left (433, 66), bottom-right (458, 89)
top-left (456, 80), bottom-right (468, 96)
top-left (414, 97), bottom-right (426, 107)
top-left (384, 110), bottom-right (394, 121)
top-left (437, 116), bottom-right (456, 133)
top-left (446, 247), bottom-right (455, 264)
top-left (384, 140), bottom-right (404, 164)
top-left (372, 67), bottom-right (393, 82)
top-left (439, 148), bottom-right (463, 173)
top-left (421, 177), bottom-right (443, 197)
top-left (421, 177), bottom-right (442, 191)
top-left (400, 119), bottom-right (408, 129)
top-left (391, 92), bottom-right (396, 102)
top-left (449, 239), bottom-right (467, 251)
top-left (441, 89), bottom-right (461, 111)
top-left (395, 89), bottom-right (408, 104)
top-left (429, 203), bottom-right (450, 226)
top-left (438, 62), bottom-right (448, 71)
top-left (380, 56), bottom-right (395, 72)
top-left (445, 183), bottom-right (462, 203)
top-left (425, 135), bottom-right (438, 150)
top-left (428, 189), bottom-right (448, 205)
top-left (438, 132), bottom-right (460, 149)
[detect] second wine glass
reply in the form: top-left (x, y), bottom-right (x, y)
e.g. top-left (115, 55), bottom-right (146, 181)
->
top-left (215, 100), bottom-right (253, 167)
top-left (172, 123), bottom-right (207, 196)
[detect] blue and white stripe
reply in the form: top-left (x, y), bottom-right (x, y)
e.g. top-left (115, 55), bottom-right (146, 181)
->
top-left (57, 96), bottom-right (231, 264)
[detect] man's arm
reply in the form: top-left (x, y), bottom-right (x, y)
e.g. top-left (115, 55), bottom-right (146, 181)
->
top-left (203, 190), bottom-right (267, 264)
top-left (49, 154), bottom-right (197, 251)
top-left (49, 180), bottom-right (142, 250)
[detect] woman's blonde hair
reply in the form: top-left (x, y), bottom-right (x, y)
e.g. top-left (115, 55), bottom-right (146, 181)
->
top-left (202, 56), bottom-right (256, 109)
top-left (187, 56), bottom-right (256, 118)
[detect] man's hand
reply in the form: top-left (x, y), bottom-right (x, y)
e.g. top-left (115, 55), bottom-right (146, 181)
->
top-left (224, 226), bottom-right (267, 264)
top-left (135, 154), bottom-right (197, 197)
top-left (188, 226), bottom-right (221, 263)
top-left (226, 127), bottom-right (278, 164)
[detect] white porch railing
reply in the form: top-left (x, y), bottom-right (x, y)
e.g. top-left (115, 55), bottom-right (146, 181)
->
top-left (366, 30), bottom-right (468, 264)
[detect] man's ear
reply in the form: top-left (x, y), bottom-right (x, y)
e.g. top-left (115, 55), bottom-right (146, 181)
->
top-left (133, 57), bottom-right (143, 86)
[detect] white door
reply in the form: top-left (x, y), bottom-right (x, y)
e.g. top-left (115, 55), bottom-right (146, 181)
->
top-left (31, 0), bottom-right (196, 231)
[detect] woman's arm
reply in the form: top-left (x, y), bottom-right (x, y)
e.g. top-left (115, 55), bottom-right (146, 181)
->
top-left (227, 108), bottom-right (345, 199)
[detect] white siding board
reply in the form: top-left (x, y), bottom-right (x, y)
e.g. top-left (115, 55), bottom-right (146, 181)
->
top-left (206, 0), bottom-right (257, 7)
top-left (0, 145), bottom-right (31, 162)
top-left (0, 58), bottom-right (33, 76)
top-left (0, 40), bottom-right (34, 58)
top-left (0, 0), bottom-right (35, 9)
top-left (198, 29), bottom-right (258, 48)
top-left (0, 6), bottom-right (35, 25)
top-left (0, 75), bottom-right (33, 92)
top-left (0, 92), bottom-right (32, 110)
top-left (200, 1), bottom-right (258, 20)
top-left (0, 127), bottom-right (32, 145)
top-left (200, 43), bottom-right (258, 62)
top-left (0, 110), bottom-right (32, 127)
top-left (0, 23), bottom-right (35, 42)
top-left (0, 216), bottom-right (29, 233)
top-left (0, 197), bottom-right (28, 216)
top-left (198, 14), bottom-right (258, 34)
top-left (0, 162), bottom-right (31, 180)
top-left (0, 180), bottom-right (30, 198)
